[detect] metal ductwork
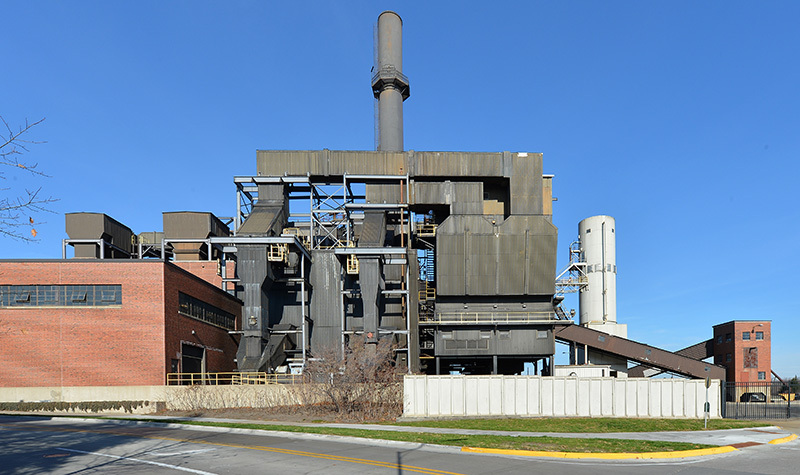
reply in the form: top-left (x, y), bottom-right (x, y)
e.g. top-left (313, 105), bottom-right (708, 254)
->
top-left (65, 212), bottom-right (134, 259)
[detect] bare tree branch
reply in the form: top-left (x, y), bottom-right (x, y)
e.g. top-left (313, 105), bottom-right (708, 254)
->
top-left (0, 116), bottom-right (57, 241)
top-left (303, 335), bottom-right (404, 421)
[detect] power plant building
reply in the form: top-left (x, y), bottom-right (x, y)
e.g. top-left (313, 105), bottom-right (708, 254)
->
top-left (0, 11), bottom-right (742, 389)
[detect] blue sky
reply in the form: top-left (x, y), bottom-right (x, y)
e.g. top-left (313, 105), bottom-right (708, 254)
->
top-left (3, 1), bottom-right (798, 377)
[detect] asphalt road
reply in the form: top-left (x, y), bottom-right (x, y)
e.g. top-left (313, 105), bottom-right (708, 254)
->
top-left (0, 416), bottom-right (798, 475)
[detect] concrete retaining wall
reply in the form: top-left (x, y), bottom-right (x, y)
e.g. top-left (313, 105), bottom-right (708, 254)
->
top-left (164, 385), bottom-right (312, 410)
top-left (0, 384), bottom-right (313, 412)
top-left (0, 386), bottom-right (167, 404)
top-left (403, 375), bottom-right (721, 418)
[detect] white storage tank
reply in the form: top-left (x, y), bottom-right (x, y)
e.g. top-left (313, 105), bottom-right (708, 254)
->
top-left (578, 215), bottom-right (617, 326)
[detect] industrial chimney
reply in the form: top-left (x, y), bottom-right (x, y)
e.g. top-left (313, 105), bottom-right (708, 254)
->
top-left (371, 11), bottom-right (410, 151)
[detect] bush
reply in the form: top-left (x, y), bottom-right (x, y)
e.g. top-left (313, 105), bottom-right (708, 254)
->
top-left (302, 335), bottom-right (404, 421)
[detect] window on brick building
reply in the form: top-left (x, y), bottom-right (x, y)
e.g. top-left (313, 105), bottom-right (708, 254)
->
top-left (743, 347), bottom-right (758, 368)
top-left (178, 292), bottom-right (235, 330)
top-left (756, 331), bottom-right (764, 340)
top-left (726, 353), bottom-right (731, 363)
top-left (742, 331), bottom-right (750, 340)
top-left (716, 335), bottom-right (723, 344)
top-left (758, 371), bottom-right (766, 380)
top-left (14, 291), bottom-right (31, 303)
top-left (0, 285), bottom-right (121, 307)
top-left (100, 289), bottom-right (117, 302)
top-left (71, 291), bottom-right (87, 303)
top-left (40, 287), bottom-right (58, 303)
top-left (726, 333), bottom-right (732, 342)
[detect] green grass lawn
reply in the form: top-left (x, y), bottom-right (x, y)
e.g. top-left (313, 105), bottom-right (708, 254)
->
top-left (171, 420), bottom-right (715, 453)
top-left (389, 417), bottom-right (764, 433)
top-left (0, 412), bottom-right (764, 454)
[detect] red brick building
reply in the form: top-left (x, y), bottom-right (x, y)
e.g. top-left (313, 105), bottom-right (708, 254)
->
top-left (0, 260), bottom-right (242, 387)
top-left (712, 320), bottom-right (771, 383)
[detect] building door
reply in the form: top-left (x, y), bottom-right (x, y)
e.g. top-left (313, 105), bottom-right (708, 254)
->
top-left (181, 343), bottom-right (205, 375)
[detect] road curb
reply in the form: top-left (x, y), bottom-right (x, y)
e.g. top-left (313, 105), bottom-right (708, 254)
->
top-left (768, 434), bottom-right (797, 445)
top-left (461, 445), bottom-right (738, 460)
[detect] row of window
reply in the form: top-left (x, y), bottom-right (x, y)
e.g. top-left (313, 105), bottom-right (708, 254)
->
top-left (716, 330), bottom-right (764, 344)
top-left (0, 285), bottom-right (122, 307)
top-left (178, 292), bottom-right (236, 331)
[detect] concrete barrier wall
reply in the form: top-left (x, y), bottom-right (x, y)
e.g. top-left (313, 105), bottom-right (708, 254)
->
top-left (164, 385), bottom-right (313, 410)
top-left (0, 385), bottom-right (314, 412)
top-left (0, 386), bottom-right (167, 404)
top-left (403, 375), bottom-right (721, 418)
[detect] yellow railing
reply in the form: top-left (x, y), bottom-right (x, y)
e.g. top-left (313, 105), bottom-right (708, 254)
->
top-left (417, 223), bottom-right (437, 237)
top-left (347, 254), bottom-right (360, 274)
top-left (282, 228), bottom-right (311, 249)
top-left (268, 243), bottom-right (289, 263)
top-left (418, 284), bottom-right (436, 302)
top-left (166, 372), bottom-right (302, 385)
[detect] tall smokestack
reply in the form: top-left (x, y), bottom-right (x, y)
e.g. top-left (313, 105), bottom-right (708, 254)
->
top-left (372, 11), bottom-right (410, 152)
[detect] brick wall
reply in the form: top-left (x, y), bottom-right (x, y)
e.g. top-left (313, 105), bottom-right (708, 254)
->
top-left (163, 263), bottom-right (241, 376)
top-left (173, 260), bottom-right (237, 292)
top-left (0, 261), bottom-right (166, 387)
top-left (0, 260), bottom-right (243, 388)
top-left (712, 320), bottom-right (771, 383)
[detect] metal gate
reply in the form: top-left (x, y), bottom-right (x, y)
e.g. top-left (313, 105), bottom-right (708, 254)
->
top-left (723, 382), bottom-right (798, 419)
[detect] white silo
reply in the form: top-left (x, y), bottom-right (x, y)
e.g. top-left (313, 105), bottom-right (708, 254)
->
top-left (578, 215), bottom-right (626, 339)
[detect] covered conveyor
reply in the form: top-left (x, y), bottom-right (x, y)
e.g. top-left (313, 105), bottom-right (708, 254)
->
top-left (627, 339), bottom-right (714, 377)
top-left (554, 323), bottom-right (725, 380)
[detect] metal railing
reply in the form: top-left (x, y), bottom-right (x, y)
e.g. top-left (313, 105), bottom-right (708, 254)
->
top-left (420, 311), bottom-right (558, 325)
top-left (723, 381), bottom-right (798, 419)
top-left (166, 372), bottom-right (303, 386)
top-left (416, 223), bottom-right (437, 237)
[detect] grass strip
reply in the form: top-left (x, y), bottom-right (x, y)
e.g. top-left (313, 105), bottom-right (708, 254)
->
top-left (389, 417), bottom-right (763, 433)
top-left (159, 419), bottom-right (717, 453)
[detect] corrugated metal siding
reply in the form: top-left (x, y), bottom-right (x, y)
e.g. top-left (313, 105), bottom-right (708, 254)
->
top-left (510, 153), bottom-right (543, 215)
top-left (236, 206), bottom-right (284, 236)
top-left (498, 234), bottom-right (526, 294)
top-left (436, 234), bottom-right (466, 296)
top-left (414, 152), bottom-right (504, 177)
top-left (529, 231), bottom-right (557, 294)
top-left (358, 211), bottom-right (386, 247)
top-left (65, 213), bottom-right (133, 257)
top-left (257, 150), bottom-right (520, 179)
top-left (434, 328), bottom-right (553, 356)
top-left (163, 212), bottom-right (230, 239)
top-left (309, 251), bottom-right (344, 328)
top-left (437, 216), bottom-right (556, 296)
top-left (413, 182), bottom-right (483, 213)
top-left (256, 150), bottom-right (321, 176)
top-left (257, 150), bottom-right (408, 177)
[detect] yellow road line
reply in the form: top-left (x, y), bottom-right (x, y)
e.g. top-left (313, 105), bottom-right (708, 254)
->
top-left (768, 433), bottom-right (797, 445)
top-left (0, 423), bottom-right (462, 475)
top-left (462, 445), bottom-right (738, 459)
